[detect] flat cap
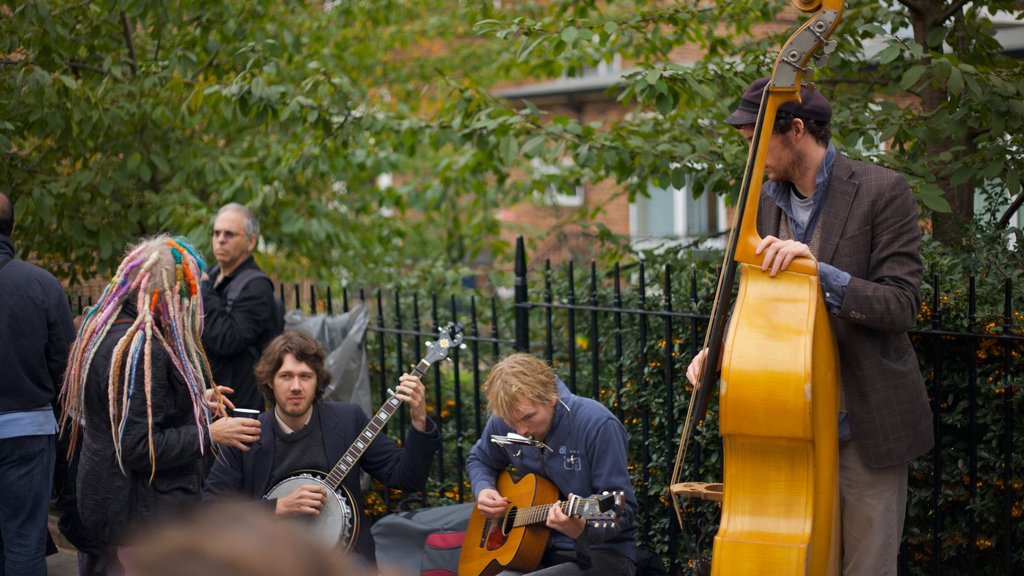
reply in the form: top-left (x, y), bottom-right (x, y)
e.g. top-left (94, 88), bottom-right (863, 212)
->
top-left (724, 76), bottom-right (832, 126)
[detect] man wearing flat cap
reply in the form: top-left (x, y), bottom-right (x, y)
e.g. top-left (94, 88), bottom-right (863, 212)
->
top-left (687, 77), bottom-right (933, 576)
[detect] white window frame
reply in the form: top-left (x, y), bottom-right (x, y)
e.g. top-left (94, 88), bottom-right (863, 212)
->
top-left (531, 158), bottom-right (585, 208)
top-left (629, 172), bottom-right (726, 249)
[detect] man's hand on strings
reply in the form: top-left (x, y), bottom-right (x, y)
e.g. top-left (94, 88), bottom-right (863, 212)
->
top-left (546, 496), bottom-right (586, 540)
top-left (396, 373), bottom-right (428, 432)
top-left (756, 236), bottom-right (814, 277)
top-left (275, 484), bottom-right (326, 516)
top-left (476, 488), bottom-right (510, 519)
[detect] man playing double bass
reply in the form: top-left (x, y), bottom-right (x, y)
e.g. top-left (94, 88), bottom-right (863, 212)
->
top-left (688, 77), bottom-right (933, 576)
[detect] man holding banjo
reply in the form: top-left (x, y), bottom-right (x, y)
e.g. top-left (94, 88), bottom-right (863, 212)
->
top-left (204, 330), bottom-right (440, 563)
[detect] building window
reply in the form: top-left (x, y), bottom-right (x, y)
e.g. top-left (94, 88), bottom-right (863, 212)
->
top-left (630, 174), bottom-right (725, 248)
top-left (532, 158), bottom-right (585, 208)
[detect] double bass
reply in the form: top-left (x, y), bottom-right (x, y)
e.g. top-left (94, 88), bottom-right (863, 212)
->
top-left (670, 0), bottom-right (844, 574)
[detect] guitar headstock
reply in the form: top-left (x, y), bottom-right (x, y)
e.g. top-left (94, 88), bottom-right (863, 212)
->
top-left (567, 492), bottom-right (626, 528)
top-left (422, 322), bottom-right (465, 365)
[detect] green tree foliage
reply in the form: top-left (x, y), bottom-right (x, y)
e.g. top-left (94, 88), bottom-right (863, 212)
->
top-left (1, 1), bottom-right (513, 285)
top-left (3, 0), bottom-right (1022, 284)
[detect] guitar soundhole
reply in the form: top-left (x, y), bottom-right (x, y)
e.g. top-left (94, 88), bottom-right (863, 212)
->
top-left (482, 508), bottom-right (514, 551)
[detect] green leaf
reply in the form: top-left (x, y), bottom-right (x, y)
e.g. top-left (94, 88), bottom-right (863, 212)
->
top-left (917, 183), bottom-right (951, 212)
top-left (950, 165), bottom-right (974, 187)
top-left (58, 75), bottom-right (77, 90)
top-left (499, 136), bottom-right (519, 166)
top-left (1007, 170), bottom-right (1021, 195)
top-left (900, 65), bottom-right (927, 91)
top-left (926, 26), bottom-right (949, 48)
top-left (671, 167), bottom-right (687, 190)
top-left (861, 23), bottom-right (887, 36)
top-left (522, 136), bottom-right (546, 157)
top-left (655, 92), bottom-right (674, 116)
top-left (978, 158), bottom-right (1004, 180)
top-left (876, 43), bottom-right (901, 65)
top-left (561, 26), bottom-right (579, 44)
top-left (947, 67), bottom-right (963, 97)
top-left (151, 154), bottom-right (170, 174)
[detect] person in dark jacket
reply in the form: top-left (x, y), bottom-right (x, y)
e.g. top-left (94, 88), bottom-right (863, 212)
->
top-left (202, 203), bottom-right (283, 410)
top-left (59, 235), bottom-right (260, 573)
top-left (204, 331), bottom-right (440, 563)
top-left (0, 192), bottom-right (76, 575)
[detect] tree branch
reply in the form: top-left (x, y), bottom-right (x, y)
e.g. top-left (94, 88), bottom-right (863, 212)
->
top-left (997, 191), bottom-right (1024, 230)
top-left (189, 49), bottom-right (219, 82)
top-left (67, 60), bottom-right (106, 75)
top-left (896, 0), bottom-right (928, 17)
top-left (937, 0), bottom-right (972, 26)
top-left (120, 11), bottom-right (138, 76)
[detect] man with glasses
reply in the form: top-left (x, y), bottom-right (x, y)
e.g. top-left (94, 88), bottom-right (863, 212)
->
top-left (202, 203), bottom-right (284, 410)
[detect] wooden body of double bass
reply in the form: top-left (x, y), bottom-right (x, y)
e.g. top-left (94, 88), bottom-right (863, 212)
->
top-left (714, 263), bottom-right (840, 575)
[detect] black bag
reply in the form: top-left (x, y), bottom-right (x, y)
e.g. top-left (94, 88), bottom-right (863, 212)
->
top-left (371, 503), bottom-right (473, 576)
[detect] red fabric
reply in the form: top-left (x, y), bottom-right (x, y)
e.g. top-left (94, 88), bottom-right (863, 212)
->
top-left (424, 531), bottom-right (465, 550)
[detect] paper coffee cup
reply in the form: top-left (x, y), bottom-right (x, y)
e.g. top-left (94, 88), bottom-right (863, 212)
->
top-left (232, 408), bottom-right (261, 419)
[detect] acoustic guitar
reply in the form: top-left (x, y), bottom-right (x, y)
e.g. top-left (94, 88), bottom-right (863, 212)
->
top-left (459, 471), bottom-right (623, 576)
top-left (263, 322), bottom-right (463, 550)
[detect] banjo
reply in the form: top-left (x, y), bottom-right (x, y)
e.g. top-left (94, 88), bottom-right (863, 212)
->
top-left (264, 322), bottom-right (464, 550)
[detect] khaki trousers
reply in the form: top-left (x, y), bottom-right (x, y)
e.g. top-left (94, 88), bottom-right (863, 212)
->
top-left (839, 439), bottom-right (909, 576)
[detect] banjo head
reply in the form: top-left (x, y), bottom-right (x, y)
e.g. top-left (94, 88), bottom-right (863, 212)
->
top-left (264, 473), bottom-right (357, 551)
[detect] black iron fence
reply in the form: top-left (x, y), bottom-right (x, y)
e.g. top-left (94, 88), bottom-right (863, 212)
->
top-left (69, 239), bottom-right (1022, 575)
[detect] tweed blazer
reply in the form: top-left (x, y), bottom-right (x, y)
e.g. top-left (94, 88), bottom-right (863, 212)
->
top-left (757, 154), bottom-right (934, 468)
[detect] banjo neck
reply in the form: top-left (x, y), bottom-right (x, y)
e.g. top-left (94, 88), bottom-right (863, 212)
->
top-left (321, 358), bottom-right (432, 491)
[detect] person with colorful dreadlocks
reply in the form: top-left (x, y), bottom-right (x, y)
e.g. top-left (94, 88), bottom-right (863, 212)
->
top-left (59, 235), bottom-right (261, 574)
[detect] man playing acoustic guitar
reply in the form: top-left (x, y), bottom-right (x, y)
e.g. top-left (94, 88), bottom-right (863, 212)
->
top-left (204, 331), bottom-right (440, 563)
top-left (465, 353), bottom-right (638, 576)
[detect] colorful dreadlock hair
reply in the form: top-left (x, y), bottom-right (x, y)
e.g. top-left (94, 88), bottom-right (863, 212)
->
top-left (59, 235), bottom-right (219, 481)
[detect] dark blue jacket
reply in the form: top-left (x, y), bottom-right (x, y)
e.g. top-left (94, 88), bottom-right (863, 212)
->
top-left (0, 234), bottom-right (75, 414)
top-left (204, 401), bottom-right (440, 561)
top-left (466, 379), bottom-right (638, 562)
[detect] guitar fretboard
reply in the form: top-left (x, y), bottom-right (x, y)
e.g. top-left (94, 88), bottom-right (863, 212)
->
top-left (323, 358), bottom-right (431, 490)
top-left (509, 497), bottom-right (596, 528)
